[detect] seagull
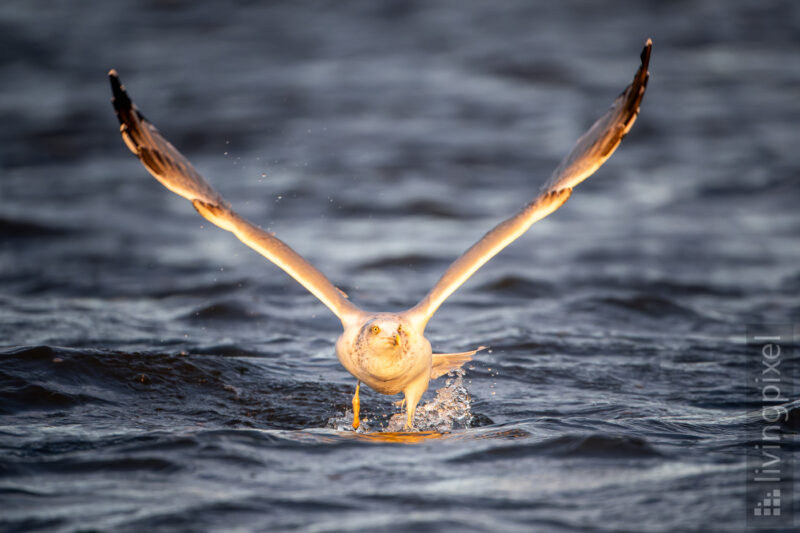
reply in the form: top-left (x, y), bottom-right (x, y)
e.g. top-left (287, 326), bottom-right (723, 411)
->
top-left (109, 39), bottom-right (651, 431)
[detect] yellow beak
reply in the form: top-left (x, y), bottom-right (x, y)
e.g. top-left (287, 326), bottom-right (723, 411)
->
top-left (385, 334), bottom-right (400, 347)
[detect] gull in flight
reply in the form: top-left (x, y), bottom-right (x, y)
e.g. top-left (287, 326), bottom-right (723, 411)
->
top-left (109, 39), bottom-right (651, 431)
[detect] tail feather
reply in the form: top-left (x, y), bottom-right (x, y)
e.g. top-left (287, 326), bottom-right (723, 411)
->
top-left (430, 346), bottom-right (486, 379)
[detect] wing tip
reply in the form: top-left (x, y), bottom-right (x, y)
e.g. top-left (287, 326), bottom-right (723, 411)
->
top-left (640, 38), bottom-right (653, 73)
top-left (621, 38), bottom-right (652, 128)
top-left (108, 69), bottom-right (134, 116)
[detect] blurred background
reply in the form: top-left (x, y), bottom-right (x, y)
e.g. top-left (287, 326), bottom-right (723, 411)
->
top-left (1, 1), bottom-right (798, 532)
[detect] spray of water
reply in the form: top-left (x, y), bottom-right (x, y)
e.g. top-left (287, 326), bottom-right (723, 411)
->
top-left (327, 368), bottom-right (473, 433)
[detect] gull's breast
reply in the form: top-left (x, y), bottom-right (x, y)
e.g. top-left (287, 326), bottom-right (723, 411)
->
top-left (336, 331), bottom-right (432, 395)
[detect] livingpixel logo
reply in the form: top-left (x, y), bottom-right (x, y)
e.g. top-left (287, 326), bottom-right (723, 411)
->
top-left (746, 325), bottom-right (795, 527)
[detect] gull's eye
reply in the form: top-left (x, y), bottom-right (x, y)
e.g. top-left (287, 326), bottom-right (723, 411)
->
top-left (397, 325), bottom-right (402, 333)
top-left (370, 325), bottom-right (381, 335)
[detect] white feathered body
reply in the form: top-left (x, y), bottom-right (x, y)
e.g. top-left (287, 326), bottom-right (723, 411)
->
top-left (335, 314), bottom-right (431, 396)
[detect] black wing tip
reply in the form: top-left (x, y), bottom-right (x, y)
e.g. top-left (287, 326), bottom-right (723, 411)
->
top-left (640, 38), bottom-right (653, 72)
top-left (108, 69), bottom-right (148, 125)
top-left (108, 68), bottom-right (133, 113)
top-left (611, 38), bottom-right (652, 139)
top-left (630, 38), bottom-right (652, 101)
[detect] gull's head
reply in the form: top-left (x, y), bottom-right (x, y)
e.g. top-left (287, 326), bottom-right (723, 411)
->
top-left (359, 318), bottom-right (406, 356)
top-left (345, 315), bottom-right (428, 383)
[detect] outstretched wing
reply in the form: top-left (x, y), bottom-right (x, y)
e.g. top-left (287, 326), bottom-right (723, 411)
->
top-left (407, 40), bottom-right (652, 329)
top-left (109, 70), bottom-right (362, 326)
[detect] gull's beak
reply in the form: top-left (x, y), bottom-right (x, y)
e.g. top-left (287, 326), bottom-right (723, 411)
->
top-left (384, 333), bottom-right (400, 347)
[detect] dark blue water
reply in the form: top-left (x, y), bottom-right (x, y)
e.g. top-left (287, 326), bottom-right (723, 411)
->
top-left (2, 1), bottom-right (799, 531)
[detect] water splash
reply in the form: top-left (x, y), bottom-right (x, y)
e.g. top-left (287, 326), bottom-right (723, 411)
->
top-left (327, 368), bottom-right (474, 433)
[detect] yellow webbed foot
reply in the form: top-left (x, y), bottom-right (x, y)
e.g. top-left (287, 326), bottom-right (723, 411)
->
top-left (352, 381), bottom-right (361, 430)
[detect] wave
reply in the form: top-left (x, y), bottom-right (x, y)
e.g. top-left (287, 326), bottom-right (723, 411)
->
top-left (183, 301), bottom-right (263, 321)
top-left (568, 293), bottom-right (704, 320)
top-left (477, 274), bottom-right (556, 298)
top-left (356, 253), bottom-right (445, 271)
top-left (449, 433), bottom-right (664, 463)
top-left (0, 345), bottom-right (352, 430)
top-left (0, 215), bottom-right (74, 239)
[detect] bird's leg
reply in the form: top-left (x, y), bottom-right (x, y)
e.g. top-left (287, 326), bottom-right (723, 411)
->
top-left (393, 398), bottom-right (406, 409)
top-left (402, 374), bottom-right (429, 431)
top-left (351, 381), bottom-right (361, 430)
top-left (404, 401), bottom-right (417, 431)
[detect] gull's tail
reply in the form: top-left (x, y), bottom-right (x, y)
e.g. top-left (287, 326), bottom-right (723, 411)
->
top-left (430, 346), bottom-right (486, 379)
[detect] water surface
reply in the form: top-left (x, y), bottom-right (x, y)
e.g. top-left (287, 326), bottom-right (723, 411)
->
top-left (2, 1), bottom-right (799, 531)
